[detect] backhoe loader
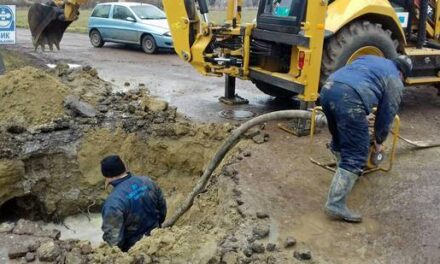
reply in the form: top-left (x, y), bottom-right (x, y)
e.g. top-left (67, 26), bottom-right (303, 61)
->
top-left (29, 1), bottom-right (440, 121)
top-left (160, 1), bottom-right (440, 100)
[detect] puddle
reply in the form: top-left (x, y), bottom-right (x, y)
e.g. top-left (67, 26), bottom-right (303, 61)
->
top-left (43, 213), bottom-right (103, 246)
top-left (46, 63), bottom-right (82, 69)
top-left (219, 109), bottom-right (256, 121)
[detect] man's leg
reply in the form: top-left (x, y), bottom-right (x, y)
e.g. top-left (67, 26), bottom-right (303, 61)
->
top-left (320, 83), bottom-right (341, 165)
top-left (324, 92), bottom-right (369, 223)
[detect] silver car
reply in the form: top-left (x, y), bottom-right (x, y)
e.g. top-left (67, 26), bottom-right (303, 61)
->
top-left (88, 2), bottom-right (173, 54)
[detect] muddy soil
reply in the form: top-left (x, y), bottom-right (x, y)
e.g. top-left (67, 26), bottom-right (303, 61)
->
top-left (11, 29), bottom-right (297, 123)
top-left (0, 50), bottom-right (247, 264)
top-left (233, 86), bottom-right (440, 263)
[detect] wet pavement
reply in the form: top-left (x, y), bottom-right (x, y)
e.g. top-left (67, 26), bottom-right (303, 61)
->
top-left (11, 28), bottom-right (298, 123)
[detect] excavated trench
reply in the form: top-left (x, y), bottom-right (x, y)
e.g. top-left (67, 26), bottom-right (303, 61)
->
top-left (0, 54), bottom-right (245, 263)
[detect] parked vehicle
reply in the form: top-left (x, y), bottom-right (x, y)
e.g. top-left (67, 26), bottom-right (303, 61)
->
top-left (87, 2), bottom-right (173, 54)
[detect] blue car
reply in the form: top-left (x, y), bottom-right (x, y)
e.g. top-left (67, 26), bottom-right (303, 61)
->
top-left (88, 2), bottom-right (173, 54)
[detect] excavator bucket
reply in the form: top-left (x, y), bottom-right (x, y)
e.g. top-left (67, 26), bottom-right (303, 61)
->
top-left (28, 2), bottom-right (72, 51)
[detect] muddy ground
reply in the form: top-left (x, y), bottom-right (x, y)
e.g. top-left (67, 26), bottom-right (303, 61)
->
top-left (0, 30), bottom-right (440, 264)
top-left (8, 28), bottom-right (295, 123)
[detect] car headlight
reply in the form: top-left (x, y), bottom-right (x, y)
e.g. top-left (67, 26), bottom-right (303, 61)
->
top-left (163, 31), bottom-right (172, 37)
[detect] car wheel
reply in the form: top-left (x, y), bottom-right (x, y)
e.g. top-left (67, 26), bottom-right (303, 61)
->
top-left (142, 35), bottom-right (157, 54)
top-left (90, 30), bottom-right (104, 48)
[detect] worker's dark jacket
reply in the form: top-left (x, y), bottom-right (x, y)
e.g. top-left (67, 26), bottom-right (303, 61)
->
top-left (101, 173), bottom-right (167, 251)
top-left (320, 56), bottom-right (404, 174)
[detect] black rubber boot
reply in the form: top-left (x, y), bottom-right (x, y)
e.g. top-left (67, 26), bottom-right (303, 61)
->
top-left (325, 168), bottom-right (362, 223)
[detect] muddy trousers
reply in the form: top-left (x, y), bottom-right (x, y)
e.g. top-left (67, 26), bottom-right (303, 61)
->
top-left (320, 82), bottom-right (368, 222)
top-left (320, 82), bottom-right (369, 176)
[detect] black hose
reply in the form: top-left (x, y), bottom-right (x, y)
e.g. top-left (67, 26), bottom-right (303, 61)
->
top-left (426, 40), bottom-right (440, 50)
top-left (197, 0), bottom-right (209, 17)
top-left (163, 110), bottom-right (327, 227)
top-left (417, 0), bottom-right (428, 49)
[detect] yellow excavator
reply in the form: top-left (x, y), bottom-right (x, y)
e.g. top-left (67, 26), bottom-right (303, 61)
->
top-left (29, 1), bottom-right (440, 117)
top-left (28, 0), bottom-right (87, 51)
top-left (161, 0), bottom-right (440, 99)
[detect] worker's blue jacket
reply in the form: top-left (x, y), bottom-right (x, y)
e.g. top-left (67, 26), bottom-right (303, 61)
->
top-left (327, 55), bottom-right (404, 144)
top-left (101, 173), bottom-right (167, 251)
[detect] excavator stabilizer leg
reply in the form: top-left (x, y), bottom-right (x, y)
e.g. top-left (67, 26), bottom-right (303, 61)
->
top-left (28, 2), bottom-right (72, 51)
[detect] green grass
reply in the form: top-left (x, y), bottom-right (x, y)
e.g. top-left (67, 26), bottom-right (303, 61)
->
top-left (16, 8), bottom-right (257, 34)
top-left (16, 8), bottom-right (91, 34)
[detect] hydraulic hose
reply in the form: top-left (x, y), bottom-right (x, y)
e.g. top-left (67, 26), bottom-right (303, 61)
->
top-left (197, 0), bottom-right (209, 22)
top-left (417, 0), bottom-right (428, 49)
top-left (163, 110), bottom-right (327, 227)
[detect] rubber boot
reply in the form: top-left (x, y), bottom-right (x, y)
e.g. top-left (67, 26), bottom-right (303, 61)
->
top-left (331, 150), bottom-right (341, 166)
top-left (325, 168), bottom-right (362, 223)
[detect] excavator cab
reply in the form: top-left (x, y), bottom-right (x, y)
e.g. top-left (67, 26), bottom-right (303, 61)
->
top-left (256, 0), bottom-right (307, 34)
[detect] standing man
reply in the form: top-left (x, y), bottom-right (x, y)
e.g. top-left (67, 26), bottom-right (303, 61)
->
top-left (100, 155), bottom-right (167, 251)
top-left (320, 55), bottom-right (412, 223)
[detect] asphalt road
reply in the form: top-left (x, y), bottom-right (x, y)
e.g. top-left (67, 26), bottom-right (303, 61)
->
top-left (12, 28), bottom-right (296, 122)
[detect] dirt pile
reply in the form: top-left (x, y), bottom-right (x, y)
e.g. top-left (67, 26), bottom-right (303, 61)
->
top-left (53, 64), bottom-right (111, 105)
top-left (1, 219), bottom-right (96, 263)
top-left (0, 67), bottom-right (68, 127)
top-left (92, 226), bottom-right (218, 264)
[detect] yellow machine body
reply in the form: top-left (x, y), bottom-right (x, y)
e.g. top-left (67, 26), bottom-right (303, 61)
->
top-left (325, 0), bottom-right (406, 43)
top-left (59, 0), bottom-right (88, 22)
top-left (162, 0), bottom-right (440, 107)
top-left (163, 0), bottom-right (328, 102)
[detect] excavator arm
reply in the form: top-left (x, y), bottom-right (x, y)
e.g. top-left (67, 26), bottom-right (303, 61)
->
top-left (28, 0), bottom-right (88, 51)
top-left (162, 0), bottom-right (250, 77)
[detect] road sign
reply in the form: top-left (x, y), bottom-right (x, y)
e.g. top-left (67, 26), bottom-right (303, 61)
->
top-left (0, 5), bottom-right (16, 44)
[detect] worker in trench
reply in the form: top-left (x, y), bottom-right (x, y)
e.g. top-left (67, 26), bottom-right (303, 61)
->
top-left (100, 155), bottom-right (167, 251)
top-left (320, 55), bottom-right (412, 223)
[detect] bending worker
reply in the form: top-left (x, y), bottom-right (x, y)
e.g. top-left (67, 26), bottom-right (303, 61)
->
top-left (320, 55), bottom-right (412, 223)
top-left (100, 155), bottom-right (167, 251)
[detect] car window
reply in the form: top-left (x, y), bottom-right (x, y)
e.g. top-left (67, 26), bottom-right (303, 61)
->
top-left (91, 5), bottom-right (111, 18)
top-left (113, 6), bottom-right (135, 20)
top-left (131, 5), bottom-right (166, 20)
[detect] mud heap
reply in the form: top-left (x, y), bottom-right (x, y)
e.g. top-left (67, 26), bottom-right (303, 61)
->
top-left (0, 67), bottom-right (68, 127)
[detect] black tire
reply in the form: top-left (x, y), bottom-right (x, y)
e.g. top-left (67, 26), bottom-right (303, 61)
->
top-left (141, 35), bottom-right (157, 54)
top-left (321, 21), bottom-right (398, 84)
top-left (89, 29), bottom-right (104, 48)
top-left (254, 80), bottom-right (297, 99)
